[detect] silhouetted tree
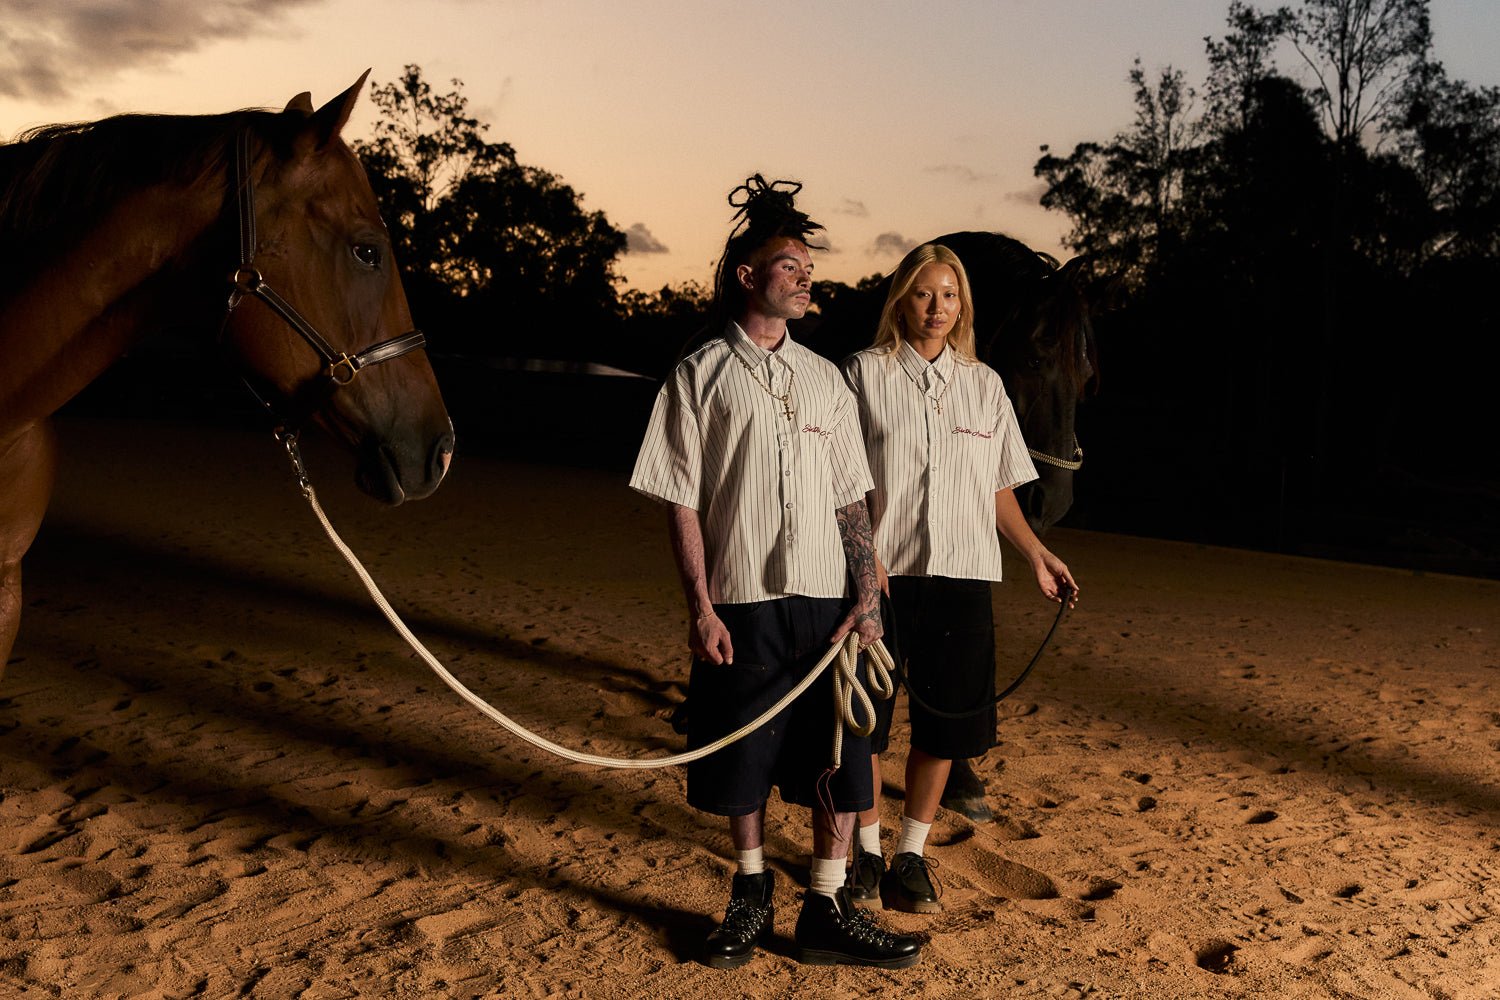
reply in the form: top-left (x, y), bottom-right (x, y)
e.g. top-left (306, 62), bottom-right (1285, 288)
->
top-left (1203, 1), bottom-right (1295, 132)
top-left (1032, 0), bottom-right (1496, 573)
top-left (1036, 60), bottom-right (1200, 292)
top-left (1287, 0), bottom-right (1432, 148)
top-left (1390, 60), bottom-right (1500, 262)
top-left (352, 65), bottom-right (626, 359)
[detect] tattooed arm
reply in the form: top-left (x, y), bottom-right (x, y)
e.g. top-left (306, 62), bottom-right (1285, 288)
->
top-left (831, 498), bottom-right (883, 646)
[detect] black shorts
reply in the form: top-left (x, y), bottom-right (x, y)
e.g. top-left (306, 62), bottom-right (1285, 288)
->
top-left (871, 576), bottom-right (997, 760)
top-left (685, 595), bottom-right (878, 816)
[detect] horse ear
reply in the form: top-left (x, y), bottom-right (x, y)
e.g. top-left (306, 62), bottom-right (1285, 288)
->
top-left (284, 92), bottom-right (314, 115)
top-left (1055, 255), bottom-right (1089, 287)
top-left (304, 69), bottom-right (371, 149)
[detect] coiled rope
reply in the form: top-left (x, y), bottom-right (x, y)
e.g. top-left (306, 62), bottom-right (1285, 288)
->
top-left (279, 432), bottom-right (894, 770)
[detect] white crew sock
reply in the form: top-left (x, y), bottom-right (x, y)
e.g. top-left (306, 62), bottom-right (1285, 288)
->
top-left (809, 856), bottom-right (845, 898)
top-left (896, 815), bottom-right (932, 857)
top-left (857, 821), bottom-right (882, 857)
top-left (735, 846), bottom-right (765, 876)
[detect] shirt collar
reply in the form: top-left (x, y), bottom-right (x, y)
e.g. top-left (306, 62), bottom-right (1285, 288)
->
top-left (727, 320), bottom-right (800, 371)
top-left (897, 340), bottom-right (953, 388)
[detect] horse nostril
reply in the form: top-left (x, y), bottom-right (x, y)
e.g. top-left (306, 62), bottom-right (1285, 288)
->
top-left (431, 430), bottom-right (455, 481)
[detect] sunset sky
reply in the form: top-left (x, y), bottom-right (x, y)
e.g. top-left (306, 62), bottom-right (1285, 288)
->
top-left (2, 0), bottom-right (1495, 291)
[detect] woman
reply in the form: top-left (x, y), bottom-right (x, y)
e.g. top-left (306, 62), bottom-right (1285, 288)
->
top-left (841, 243), bottom-right (1078, 913)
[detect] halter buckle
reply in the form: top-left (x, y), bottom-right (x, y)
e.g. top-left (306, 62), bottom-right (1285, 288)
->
top-left (328, 354), bottom-right (360, 385)
top-left (227, 266), bottom-right (264, 310)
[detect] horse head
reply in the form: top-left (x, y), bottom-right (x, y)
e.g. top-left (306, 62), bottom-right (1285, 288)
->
top-left (980, 253), bottom-right (1093, 532)
top-left (925, 233), bottom-right (1095, 535)
top-left (219, 73), bottom-right (453, 504)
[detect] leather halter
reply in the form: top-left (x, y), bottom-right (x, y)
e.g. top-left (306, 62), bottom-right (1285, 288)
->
top-left (223, 129), bottom-right (427, 433)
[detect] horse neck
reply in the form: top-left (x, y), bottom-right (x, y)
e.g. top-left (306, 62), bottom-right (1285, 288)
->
top-left (0, 178), bottom-right (226, 426)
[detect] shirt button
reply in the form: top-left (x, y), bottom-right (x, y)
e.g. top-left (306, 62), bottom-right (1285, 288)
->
top-left (784, 469), bottom-right (792, 476)
top-left (786, 502), bottom-right (795, 509)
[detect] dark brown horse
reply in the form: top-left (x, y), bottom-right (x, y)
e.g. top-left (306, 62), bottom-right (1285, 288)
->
top-left (0, 73), bottom-right (454, 673)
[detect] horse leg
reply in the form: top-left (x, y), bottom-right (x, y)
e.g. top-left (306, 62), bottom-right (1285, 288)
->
top-left (0, 420), bottom-right (58, 677)
top-left (940, 756), bottom-right (993, 822)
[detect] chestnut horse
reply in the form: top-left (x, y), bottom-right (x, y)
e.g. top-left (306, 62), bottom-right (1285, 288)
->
top-left (0, 73), bottom-right (454, 674)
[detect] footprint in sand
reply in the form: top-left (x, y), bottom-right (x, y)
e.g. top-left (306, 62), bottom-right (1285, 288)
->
top-left (961, 847), bottom-right (1058, 900)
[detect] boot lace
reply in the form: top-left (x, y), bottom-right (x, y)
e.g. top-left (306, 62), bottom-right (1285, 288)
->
top-left (894, 853), bottom-right (944, 899)
top-left (721, 897), bottom-right (770, 936)
top-left (842, 904), bottom-right (906, 947)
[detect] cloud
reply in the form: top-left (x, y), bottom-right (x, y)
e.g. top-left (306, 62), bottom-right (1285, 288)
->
top-left (1004, 181), bottom-right (1050, 206)
top-left (832, 197), bottom-right (868, 218)
top-left (870, 232), bottom-right (915, 257)
top-left (925, 163), bottom-right (998, 184)
top-left (0, 0), bottom-right (320, 101)
top-left (624, 222), bottom-right (668, 254)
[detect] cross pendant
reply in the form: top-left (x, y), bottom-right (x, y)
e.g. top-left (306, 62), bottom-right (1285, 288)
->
top-left (782, 399), bottom-right (795, 420)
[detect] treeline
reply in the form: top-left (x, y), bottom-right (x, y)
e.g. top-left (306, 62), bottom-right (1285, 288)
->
top-left (347, 67), bottom-right (890, 380)
top-left (1032, 0), bottom-right (1497, 573)
top-left (349, 65), bottom-right (712, 378)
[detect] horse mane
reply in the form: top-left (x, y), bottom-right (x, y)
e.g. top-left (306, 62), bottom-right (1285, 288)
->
top-left (0, 108), bottom-right (279, 295)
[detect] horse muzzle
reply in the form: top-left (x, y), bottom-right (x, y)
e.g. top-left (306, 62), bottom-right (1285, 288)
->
top-left (356, 421), bottom-right (454, 505)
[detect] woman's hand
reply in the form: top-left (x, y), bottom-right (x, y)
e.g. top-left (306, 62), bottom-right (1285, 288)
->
top-left (1032, 550), bottom-right (1078, 608)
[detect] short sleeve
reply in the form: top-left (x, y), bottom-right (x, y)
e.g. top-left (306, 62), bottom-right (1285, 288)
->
top-left (826, 380), bottom-right (875, 508)
top-left (629, 364), bottom-right (704, 508)
top-left (991, 378), bottom-right (1038, 493)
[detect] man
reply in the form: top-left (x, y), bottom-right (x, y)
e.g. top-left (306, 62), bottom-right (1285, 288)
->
top-left (630, 176), bottom-right (921, 969)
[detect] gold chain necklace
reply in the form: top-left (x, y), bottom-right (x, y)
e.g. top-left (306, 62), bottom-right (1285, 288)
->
top-left (737, 355), bottom-right (796, 420)
top-left (903, 363), bottom-right (951, 415)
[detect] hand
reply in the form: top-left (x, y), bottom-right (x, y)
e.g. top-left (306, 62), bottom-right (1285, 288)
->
top-left (1033, 550), bottom-right (1079, 608)
top-left (689, 612), bottom-right (734, 665)
top-left (876, 556), bottom-right (890, 597)
top-left (830, 596), bottom-right (883, 648)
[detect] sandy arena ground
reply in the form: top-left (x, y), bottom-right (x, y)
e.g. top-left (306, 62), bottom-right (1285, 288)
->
top-left (1, 416), bottom-right (1496, 999)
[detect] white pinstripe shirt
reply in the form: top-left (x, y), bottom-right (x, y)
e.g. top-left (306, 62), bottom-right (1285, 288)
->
top-left (631, 322), bottom-right (875, 603)
top-left (843, 342), bottom-right (1037, 582)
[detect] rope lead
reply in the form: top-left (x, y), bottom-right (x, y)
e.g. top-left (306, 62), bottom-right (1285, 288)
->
top-left (283, 435), bottom-right (895, 770)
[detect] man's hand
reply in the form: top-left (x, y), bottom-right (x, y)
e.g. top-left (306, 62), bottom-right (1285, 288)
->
top-left (690, 611), bottom-right (734, 665)
top-left (829, 594), bottom-right (882, 648)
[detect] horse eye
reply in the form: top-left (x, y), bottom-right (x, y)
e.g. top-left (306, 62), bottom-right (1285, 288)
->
top-left (1027, 358), bottom-right (1044, 370)
top-left (351, 243), bottom-right (382, 268)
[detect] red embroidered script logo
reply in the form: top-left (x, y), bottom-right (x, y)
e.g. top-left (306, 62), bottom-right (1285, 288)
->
top-left (952, 425), bottom-right (993, 439)
top-left (801, 424), bottom-right (832, 438)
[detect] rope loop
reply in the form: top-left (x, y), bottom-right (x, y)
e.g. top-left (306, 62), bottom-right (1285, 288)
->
top-left (829, 636), bottom-right (897, 768)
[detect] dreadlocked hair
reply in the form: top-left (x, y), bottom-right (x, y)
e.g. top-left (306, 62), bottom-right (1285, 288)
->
top-left (707, 173), bottom-right (825, 329)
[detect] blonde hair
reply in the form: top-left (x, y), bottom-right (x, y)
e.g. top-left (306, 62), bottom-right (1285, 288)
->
top-left (871, 243), bottom-right (978, 361)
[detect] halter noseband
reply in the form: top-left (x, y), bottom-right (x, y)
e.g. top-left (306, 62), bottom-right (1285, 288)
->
top-left (223, 129), bottom-right (427, 433)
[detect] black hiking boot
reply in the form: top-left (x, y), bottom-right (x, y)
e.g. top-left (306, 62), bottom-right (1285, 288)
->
top-left (704, 870), bottom-right (775, 969)
top-left (880, 851), bottom-right (943, 913)
top-left (844, 848), bottom-right (885, 909)
top-left (794, 887), bottom-right (922, 968)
